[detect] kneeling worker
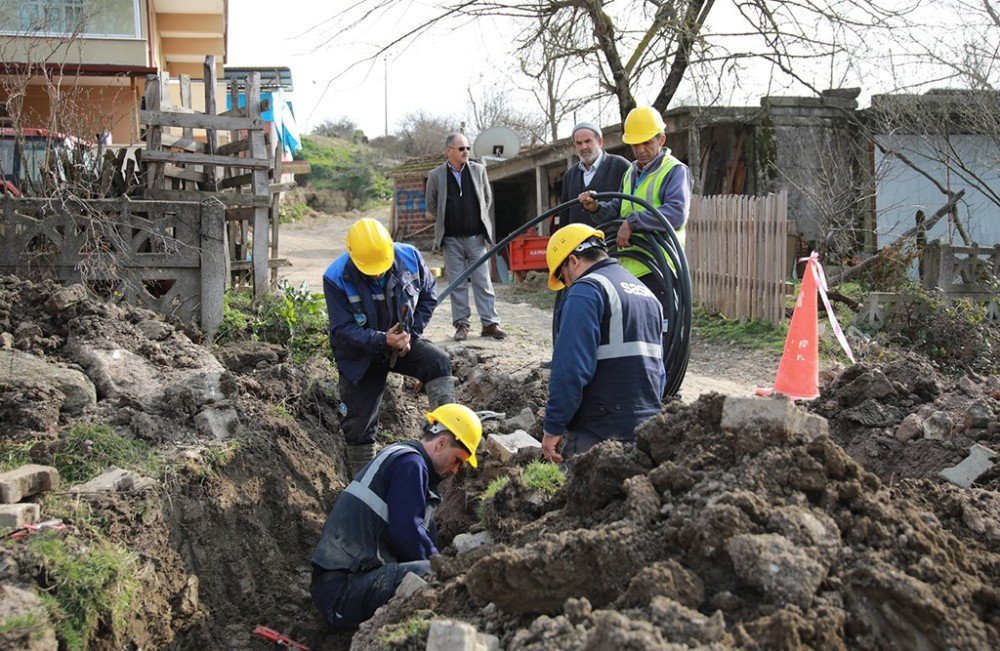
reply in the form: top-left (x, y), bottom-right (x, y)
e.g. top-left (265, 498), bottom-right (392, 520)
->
top-left (311, 404), bottom-right (482, 629)
top-left (542, 224), bottom-right (665, 462)
top-left (323, 218), bottom-right (456, 475)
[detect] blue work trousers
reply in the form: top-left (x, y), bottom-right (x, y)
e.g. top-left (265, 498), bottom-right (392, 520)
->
top-left (337, 337), bottom-right (450, 445)
top-left (312, 561), bottom-right (431, 630)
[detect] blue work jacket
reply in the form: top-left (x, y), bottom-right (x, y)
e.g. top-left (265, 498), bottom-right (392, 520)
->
top-left (544, 258), bottom-right (665, 441)
top-left (322, 244), bottom-right (437, 384)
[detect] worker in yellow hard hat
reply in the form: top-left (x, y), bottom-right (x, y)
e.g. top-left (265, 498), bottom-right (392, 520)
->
top-left (323, 218), bottom-right (456, 475)
top-left (311, 403), bottom-right (481, 630)
top-left (541, 223), bottom-right (665, 462)
top-left (577, 105), bottom-right (692, 305)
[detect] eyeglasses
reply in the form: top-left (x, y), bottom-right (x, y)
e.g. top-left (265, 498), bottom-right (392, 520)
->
top-left (450, 146), bottom-right (471, 152)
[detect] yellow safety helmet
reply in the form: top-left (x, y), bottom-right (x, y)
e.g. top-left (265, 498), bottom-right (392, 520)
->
top-left (426, 404), bottom-right (482, 468)
top-left (546, 223), bottom-right (605, 291)
top-left (346, 218), bottom-right (394, 276)
top-left (622, 106), bottom-right (666, 145)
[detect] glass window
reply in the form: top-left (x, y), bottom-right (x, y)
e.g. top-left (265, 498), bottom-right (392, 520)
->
top-left (2, 0), bottom-right (137, 37)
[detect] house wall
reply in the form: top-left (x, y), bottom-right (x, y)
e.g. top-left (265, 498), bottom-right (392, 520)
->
top-left (874, 134), bottom-right (1000, 247)
top-left (759, 94), bottom-right (865, 255)
top-left (0, 81), bottom-right (141, 144)
top-left (392, 176), bottom-right (430, 236)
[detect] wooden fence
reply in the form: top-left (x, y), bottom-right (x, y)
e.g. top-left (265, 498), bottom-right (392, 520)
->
top-left (686, 192), bottom-right (789, 325)
top-left (140, 55), bottom-right (289, 300)
top-left (0, 196), bottom-right (226, 335)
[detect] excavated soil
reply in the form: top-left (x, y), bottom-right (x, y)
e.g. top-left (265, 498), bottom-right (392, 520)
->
top-left (1, 273), bottom-right (998, 651)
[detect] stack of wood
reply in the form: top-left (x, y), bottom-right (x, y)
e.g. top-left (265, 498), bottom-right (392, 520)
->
top-left (139, 54), bottom-right (290, 300)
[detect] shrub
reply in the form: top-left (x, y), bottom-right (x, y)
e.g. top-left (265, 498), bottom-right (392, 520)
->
top-left (522, 460), bottom-right (565, 493)
top-left (476, 476), bottom-right (510, 521)
top-left (216, 283), bottom-right (329, 362)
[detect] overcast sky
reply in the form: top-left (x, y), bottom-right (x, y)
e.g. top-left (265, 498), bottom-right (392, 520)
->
top-left (228, 1), bottom-right (518, 139)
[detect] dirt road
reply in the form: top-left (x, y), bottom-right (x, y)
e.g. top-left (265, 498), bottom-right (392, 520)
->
top-left (277, 209), bottom-right (773, 399)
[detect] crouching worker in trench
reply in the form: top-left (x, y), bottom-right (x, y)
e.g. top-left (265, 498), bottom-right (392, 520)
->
top-left (323, 218), bottom-right (457, 476)
top-left (541, 224), bottom-right (665, 462)
top-left (311, 404), bottom-right (482, 629)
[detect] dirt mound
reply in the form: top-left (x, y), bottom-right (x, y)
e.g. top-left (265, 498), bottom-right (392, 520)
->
top-left (815, 356), bottom-right (1000, 485)
top-left (354, 394), bottom-right (999, 650)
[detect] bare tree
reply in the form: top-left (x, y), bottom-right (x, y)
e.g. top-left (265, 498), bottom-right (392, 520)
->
top-left (394, 110), bottom-right (460, 156)
top-left (466, 84), bottom-right (547, 145)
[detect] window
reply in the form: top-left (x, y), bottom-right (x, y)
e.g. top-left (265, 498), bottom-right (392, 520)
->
top-left (1, 0), bottom-right (139, 37)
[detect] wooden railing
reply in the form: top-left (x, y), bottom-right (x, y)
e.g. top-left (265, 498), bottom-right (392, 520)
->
top-left (686, 192), bottom-right (790, 325)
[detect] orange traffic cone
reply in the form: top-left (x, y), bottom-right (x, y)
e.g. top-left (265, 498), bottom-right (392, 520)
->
top-left (757, 257), bottom-right (820, 400)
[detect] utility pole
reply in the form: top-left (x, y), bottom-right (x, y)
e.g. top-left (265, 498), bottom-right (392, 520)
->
top-left (384, 56), bottom-right (388, 137)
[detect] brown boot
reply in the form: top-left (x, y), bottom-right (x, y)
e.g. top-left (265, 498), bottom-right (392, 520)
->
top-left (481, 323), bottom-right (507, 340)
top-left (454, 323), bottom-right (470, 341)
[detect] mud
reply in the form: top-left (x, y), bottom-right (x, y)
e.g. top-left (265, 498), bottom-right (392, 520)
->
top-left (2, 273), bottom-right (998, 651)
top-left (355, 393), bottom-right (999, 650)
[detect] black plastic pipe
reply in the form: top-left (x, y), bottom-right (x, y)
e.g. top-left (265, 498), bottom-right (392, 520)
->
top-left (436, 191), bottom-right (692, 397)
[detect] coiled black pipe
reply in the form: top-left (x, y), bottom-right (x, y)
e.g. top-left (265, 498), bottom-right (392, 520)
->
top-left (437, 191), bottom-right (691, 397)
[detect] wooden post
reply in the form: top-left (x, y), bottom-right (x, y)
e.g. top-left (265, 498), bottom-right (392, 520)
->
top-left (203, 55), bottom-right (219, 191)
top-left (247, 72), bottom-right (271, 300)
top-left (143, 73), bottom-right (168, 192)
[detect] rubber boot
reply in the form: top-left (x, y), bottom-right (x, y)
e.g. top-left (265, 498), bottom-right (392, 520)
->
top-left (424, 375), bottom-right (457, 410)
top-left (345, 443), bottom-right (375, 479)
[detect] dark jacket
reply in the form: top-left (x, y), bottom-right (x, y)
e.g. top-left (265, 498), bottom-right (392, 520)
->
top-left (322, 243), bottom-right (437, 384)
top-left (543, 258), bottom-right (665, 441)
top-left (559, 152), bottom-right (631, 228)
top-left (311, 441), bottom-right (442, 574)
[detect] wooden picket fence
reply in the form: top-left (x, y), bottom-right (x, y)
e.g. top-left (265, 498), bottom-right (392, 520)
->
top-left (686, 192), bottom-right (789, 325)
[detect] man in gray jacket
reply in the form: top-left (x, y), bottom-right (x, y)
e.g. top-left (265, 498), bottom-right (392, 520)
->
top-left (425, 132), bottom-right (506, 341)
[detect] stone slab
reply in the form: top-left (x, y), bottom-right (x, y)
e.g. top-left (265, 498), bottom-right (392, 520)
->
top-left (0, 465), bottom-right (60, 503)
top-left (453, 531), bottom-right (493, 555)
top-left (486, 430), bottom-right (543, 465)
top-left (394, 572), bottom-right (428, 600)
top-left (426, 620), bottom-right (478, 651)
top-left (194, 407), bottom-right (239, 441)
top-left (68, 468), bottom-right (156, 495)
top-left (0, 350), bottom-right (96, 415)
top-left (0, 503), bottom-right (40, 529)
top-left (940, 444), bottom-right (998, 489)
top-left (721, 397), bottom-right (829, 439)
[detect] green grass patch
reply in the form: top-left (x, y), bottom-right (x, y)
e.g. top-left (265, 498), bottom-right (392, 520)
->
top-left (29, 534), bottom-right (138, 651)
top-left (523, 460), bottom-right (565, 493)
top-left (50, 424), bottom-right (161, 485)
top-left (692, 307), bottom-right (788, 355)
top-left (0, 440), bottom-right (33, 473)
top-left (279, 199), bottom-right (310, 224)
top-left (216, 284), bottom-right (329, 362)
top-left (0, 611), bottom-right (44, 635)
top-left (476, 475), bottom-right (510, 522)
top-left (380, 610), bottom-right (436, 647)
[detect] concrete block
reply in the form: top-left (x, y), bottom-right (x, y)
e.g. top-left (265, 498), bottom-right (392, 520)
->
top-left (394, 571), bottom-right (428, 599)
top-left (922, 411), bottom-right (953, 441)
top-left (0, 503), bottom-right (40, 529)
top-left (68, 468), bottom-right (155, 495)
top-left (477, 632), bottom-right (501, 651)
top-left (427, 620), bottom-right (478, 651)
top-left (194, 407), bottom-right (239, 441)
top-left (0, 465), bottom-right (60, 504)
top-left (0, 332), bottom-right (12, 349)
top-left (721, 397), bottom-right (829, 440)
top-left (940, 444), bottom-right (998, 489)
top-left (486, 430), bottom-right (542, 465)
top-left (453, 531), bottom-right (493, 554)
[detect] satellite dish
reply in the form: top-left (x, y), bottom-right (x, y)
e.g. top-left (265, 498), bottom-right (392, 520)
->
top-left (474, 126), bottom-right (521, 161)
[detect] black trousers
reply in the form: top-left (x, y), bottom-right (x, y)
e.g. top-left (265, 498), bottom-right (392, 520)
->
top-left (337, 338), bottom-right (450, 445)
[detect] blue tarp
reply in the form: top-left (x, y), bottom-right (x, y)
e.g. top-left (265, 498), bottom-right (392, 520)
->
top-left (227, 87), bottom-right (302, 156)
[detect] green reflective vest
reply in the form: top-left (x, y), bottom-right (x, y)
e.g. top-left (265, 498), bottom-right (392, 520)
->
top-left (619, 153), bottom-right (685, 278)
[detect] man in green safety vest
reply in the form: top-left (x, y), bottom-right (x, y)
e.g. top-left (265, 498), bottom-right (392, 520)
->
top-left (578, 106), bottom-right (692, 305)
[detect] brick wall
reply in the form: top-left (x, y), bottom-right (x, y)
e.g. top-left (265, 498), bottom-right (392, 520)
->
top-left (393, 177), bottom-right (433, 237)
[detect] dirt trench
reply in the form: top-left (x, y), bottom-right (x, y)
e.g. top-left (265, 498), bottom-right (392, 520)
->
top-left (1, 272), bottom-right (998, 651)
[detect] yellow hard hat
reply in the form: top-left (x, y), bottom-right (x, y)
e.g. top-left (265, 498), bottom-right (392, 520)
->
top-left (622, 106), bottom-right (666, 145)
top-left (426, 403), bottom-right (482, 468)
top-left (546, 223), bottom-right (604, 291)
top-left (346, 218), bottom-right (394, 276)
